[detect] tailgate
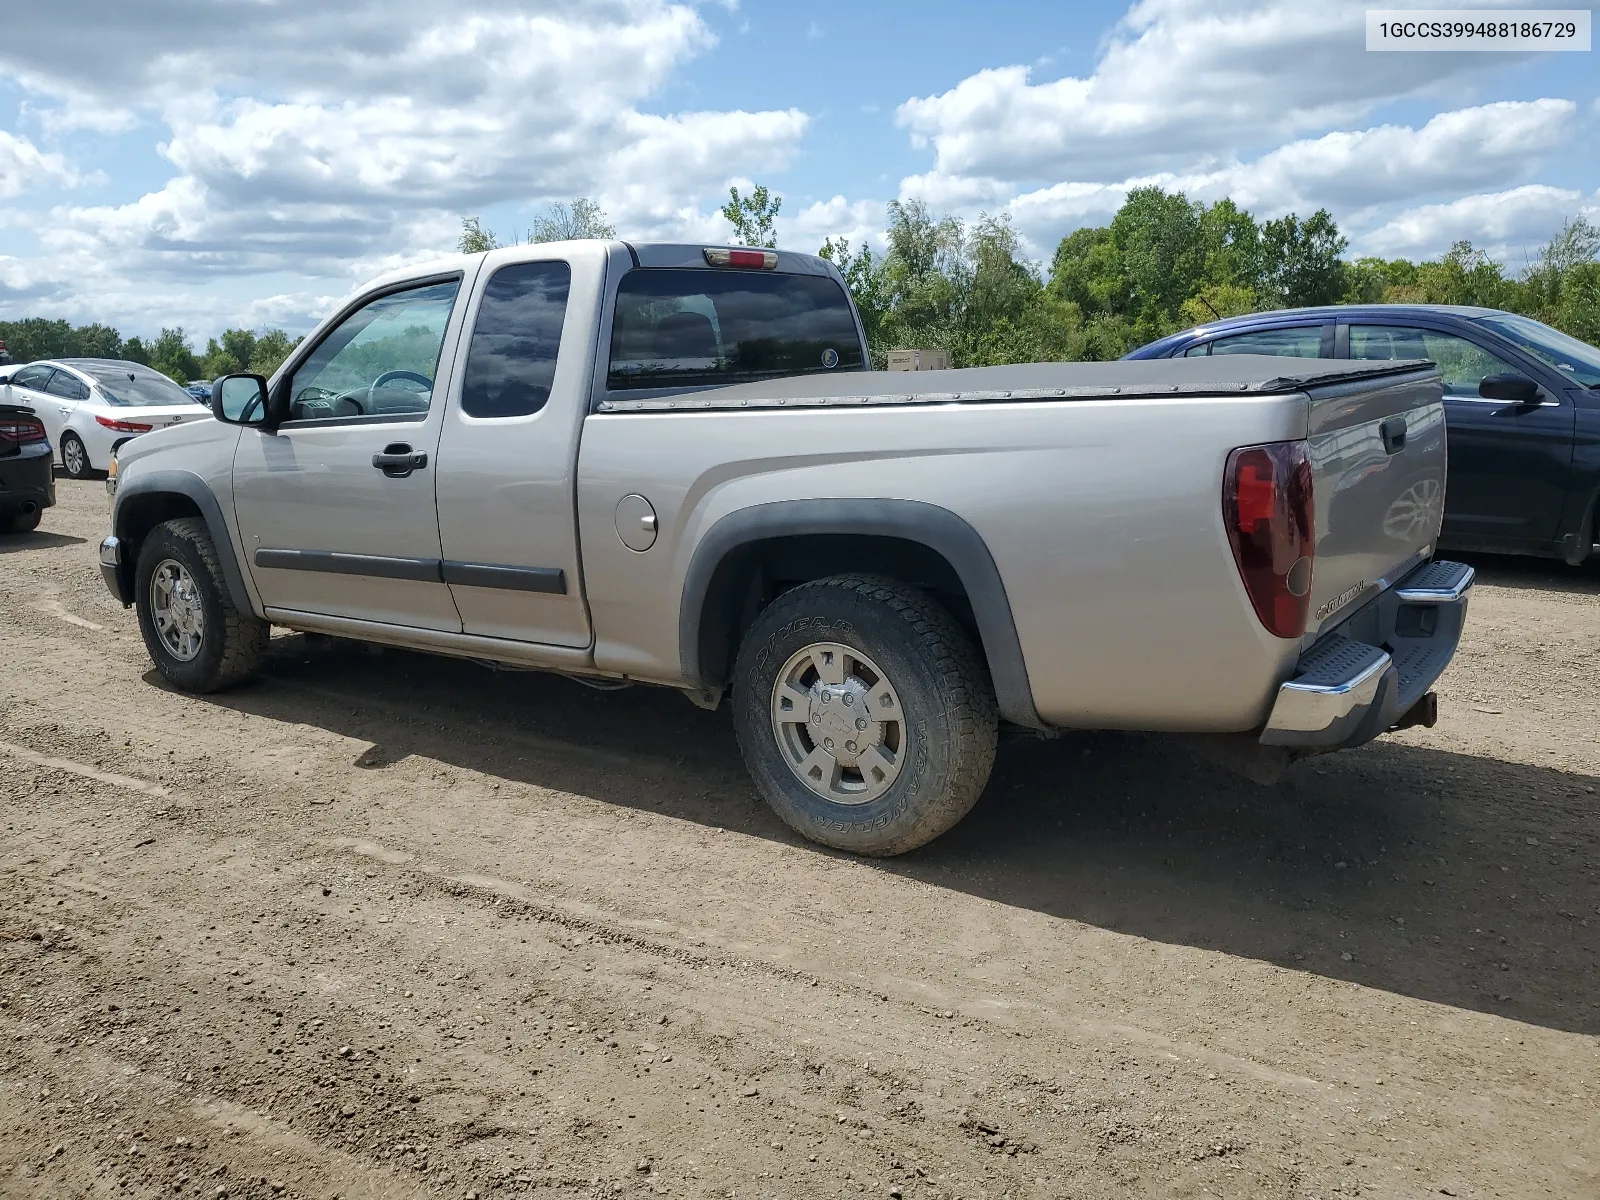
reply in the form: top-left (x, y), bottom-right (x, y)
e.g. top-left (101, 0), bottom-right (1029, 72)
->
top-left (1304, 364), bottom-right (1446, 637)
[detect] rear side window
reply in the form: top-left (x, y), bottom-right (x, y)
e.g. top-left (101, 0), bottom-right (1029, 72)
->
top-left (46, 370), bottom-right (89, 400)
top-left (1210, 326), bottom-right (1327, 358)
top-left (460, 261), bottom-right (572, 418)
top-left (607, 270), bottom-right (864, 391)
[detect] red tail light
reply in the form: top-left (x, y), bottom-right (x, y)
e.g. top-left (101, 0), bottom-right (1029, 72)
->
top-left (96, 415), bottom-right (154, 433)
top-left (1223, 440), bottom-right (1314, 639)
top-left (0, 414), bottom-right (47, 446)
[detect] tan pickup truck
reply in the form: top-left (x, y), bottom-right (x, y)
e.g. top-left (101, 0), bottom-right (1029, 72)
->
top-left (101, 241), bottom-right (1472, 854)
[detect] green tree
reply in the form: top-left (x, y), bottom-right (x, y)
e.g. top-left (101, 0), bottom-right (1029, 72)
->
top-left (1047, 226), bottom-right (1127, 332)
top-left (1259, 209), bottom-right (1348, 308)
top-left (819, 236), bottom-right (887, 352)
top-left (1109, 187), bottom-right (1207, 338)
top-left (458, 216), bottom-right (499, 254)
top-left (1179, 283), bottom-right (1258, 326)
top-left (1413, 241), bottom-right (1515, 308)
top-left (149, 327), bottom-right (200, 385)
top-left (531, 198), bottom-right (616, 242)
top-left (249, 329), bottom-right (300, 376)
top-left (122, 336), bottom-right (151, 366)
top-left (721, 183), bottom-right (782, 248)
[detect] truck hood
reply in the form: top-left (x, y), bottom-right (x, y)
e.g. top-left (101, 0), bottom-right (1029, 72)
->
top-left (112, 410), bottom-right (238, 467)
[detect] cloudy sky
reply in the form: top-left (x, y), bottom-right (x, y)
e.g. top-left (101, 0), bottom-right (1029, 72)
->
top-left (0, 0), bottom-right (1595, 339)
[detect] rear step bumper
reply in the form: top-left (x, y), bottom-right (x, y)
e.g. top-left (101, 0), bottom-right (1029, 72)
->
top-left (1260, 560), bottom-right (1473, 750)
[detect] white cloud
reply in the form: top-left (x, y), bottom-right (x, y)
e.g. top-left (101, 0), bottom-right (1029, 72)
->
top-left (0, 130), bottom-right (100, 199)
top-left (0, 0), bottom-right (812, 333)
top-left (779, 195), bottom-right (886, 254)
top-left (1178, 100), bottom-right (1577, 217)
top-left (895, 0), bottom-right (1522, 188)
top-left (923, 98), bottom-right (1581, 264)
top-left (1358, 185), bottom-right (1599, 260)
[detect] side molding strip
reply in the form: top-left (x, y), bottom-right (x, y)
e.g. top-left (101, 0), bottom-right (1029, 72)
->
top-left (254, 549), bottom-right (568, 594)
top-left (254, 548), bottom-right (441, 582)
top-left (442, 561), bottom-right (567, 594)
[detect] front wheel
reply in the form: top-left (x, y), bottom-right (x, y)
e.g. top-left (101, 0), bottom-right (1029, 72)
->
top-left (731, 574), bottom-right (998, 856)
top-left (60, 433), bottom-right (92, 480)
top-left (134, 517), bottom-right (268, 692)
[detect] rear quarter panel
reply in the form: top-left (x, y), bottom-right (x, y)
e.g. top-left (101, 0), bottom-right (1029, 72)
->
top-left (578, 394), bottom-right (1311, 732)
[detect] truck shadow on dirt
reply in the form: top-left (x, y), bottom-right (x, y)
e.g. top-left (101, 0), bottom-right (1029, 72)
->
top-left (192, 635), bottom-right (1600, 1038)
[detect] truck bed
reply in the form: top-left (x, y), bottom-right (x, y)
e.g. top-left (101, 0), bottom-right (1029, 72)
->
top-left (578, 355), bottom-right (1448, 734)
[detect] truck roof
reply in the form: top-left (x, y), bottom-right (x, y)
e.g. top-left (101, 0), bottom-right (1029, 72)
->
top-left (370, 241), bottom-right (838, 296)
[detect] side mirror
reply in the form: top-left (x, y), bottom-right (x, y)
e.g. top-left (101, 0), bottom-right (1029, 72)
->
top-left (212, 373), bottom-right (271, 426)
top-left (1479, 373), bottom-right (1540, 406)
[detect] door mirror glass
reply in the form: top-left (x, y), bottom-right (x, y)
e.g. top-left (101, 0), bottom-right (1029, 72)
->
top-left (1478, 372), bottom-right (1540, 405)
top-left (214, 373), bottom-right (270, 425)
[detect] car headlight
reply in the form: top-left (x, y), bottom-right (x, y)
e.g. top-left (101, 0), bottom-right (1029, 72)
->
top-left (105, 454), bottom-right (119, 498)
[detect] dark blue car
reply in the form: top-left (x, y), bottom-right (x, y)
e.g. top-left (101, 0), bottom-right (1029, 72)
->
top-left (1127, 306), bottom-right (1600, 565)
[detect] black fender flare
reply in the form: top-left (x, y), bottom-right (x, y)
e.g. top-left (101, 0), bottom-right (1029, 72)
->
top-left (113, 470), bottom-right (256, 615)
top-left (679, 498), bottom-right (1045, 730)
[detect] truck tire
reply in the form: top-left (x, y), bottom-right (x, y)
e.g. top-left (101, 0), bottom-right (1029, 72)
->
top-left (731, 574), bottom-right (999, 856)
top-left (134, 517), bottom-right (268, 693)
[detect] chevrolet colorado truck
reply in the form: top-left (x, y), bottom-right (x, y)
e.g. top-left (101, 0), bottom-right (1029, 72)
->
top-left (100, 241), bottom-right (1473, 855)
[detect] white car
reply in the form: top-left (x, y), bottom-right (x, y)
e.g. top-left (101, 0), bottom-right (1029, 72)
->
top-left (0, 359), bottom-right (211, 479)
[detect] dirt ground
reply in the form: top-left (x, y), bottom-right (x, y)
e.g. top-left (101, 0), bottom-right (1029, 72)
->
top-left (1, 477), bottom-right (1597, 1200)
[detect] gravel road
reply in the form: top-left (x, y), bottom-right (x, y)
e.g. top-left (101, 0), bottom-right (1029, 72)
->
top-left (2, 478), bottom-right (1597, 1200)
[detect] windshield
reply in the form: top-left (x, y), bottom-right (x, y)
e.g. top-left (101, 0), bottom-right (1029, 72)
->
top-left (1473, 313), bottom-right (1600, 388)
top-left (85, 365), bottom-right (205, 407)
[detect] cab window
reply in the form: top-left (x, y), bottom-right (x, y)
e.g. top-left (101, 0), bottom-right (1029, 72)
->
top-left (1349, 325), bottom-right (1521, 398)
top-left (459, 262), bottom-right (572, 418)
top-left (607, 269), bottom-right (863, 391)
top-left (287, 279), bottom-right (461, 422)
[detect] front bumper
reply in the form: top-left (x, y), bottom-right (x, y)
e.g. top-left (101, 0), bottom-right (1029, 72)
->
top-left (1260, 560), bottom-right (1473, 750)
top-left (100, 535), bottom-right (131, 606)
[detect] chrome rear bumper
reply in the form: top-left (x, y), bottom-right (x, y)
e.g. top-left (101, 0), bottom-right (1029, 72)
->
top-left (1261, 560), bottom-right (1473, 750)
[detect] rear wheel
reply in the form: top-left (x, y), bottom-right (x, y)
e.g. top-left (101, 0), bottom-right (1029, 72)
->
top-left (60, 433), bottom-right (92, 480)
top-left (135, 517), bottom-right (268, 692)
top-left (4, 506), bottom-right (41, 534)
top-left (732, 574), bottom-right (998, 856)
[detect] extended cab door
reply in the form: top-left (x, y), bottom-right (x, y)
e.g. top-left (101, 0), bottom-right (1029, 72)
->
top-left (431, 245), bottom-right (603, 647)
top-left (231, 273), bottom-right (473, 631)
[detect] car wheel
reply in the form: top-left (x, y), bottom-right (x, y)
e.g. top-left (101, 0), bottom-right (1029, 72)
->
top-left (5, 506), bottom-right (42, 534)
top-left (60, 432), bottom-right (92, 479)
top-left (135, 516), bottom-right (268, 692)
top-left (731, 573), bottom-right (999, 856)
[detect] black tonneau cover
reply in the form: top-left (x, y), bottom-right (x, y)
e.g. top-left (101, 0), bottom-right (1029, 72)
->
top-left (596, 355), bottom-right (1437, 413)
